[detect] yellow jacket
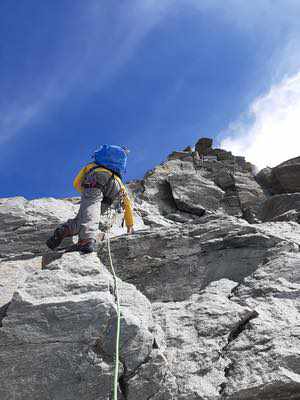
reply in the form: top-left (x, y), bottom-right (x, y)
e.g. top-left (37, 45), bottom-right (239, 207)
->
top-left (73, 163), bottom-right (134, 227)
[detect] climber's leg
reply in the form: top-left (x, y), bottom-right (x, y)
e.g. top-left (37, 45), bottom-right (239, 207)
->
top-left (46, 223), bottom-right (73, 250)
top-left (46, 203), bottom-right (83, 250)
top-left (62, 215), bottom-right (80, 236)
top-left (77, 188), bottom-right (103, 253)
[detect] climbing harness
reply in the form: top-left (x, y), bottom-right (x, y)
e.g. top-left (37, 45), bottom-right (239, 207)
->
top-left (106, 209), bottom-right (121, 400)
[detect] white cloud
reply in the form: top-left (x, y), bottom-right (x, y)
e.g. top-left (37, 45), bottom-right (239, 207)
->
top-left (0, 102), bottom-right (43, 144)
top-left (220, 71), bottom-right (300, 170)
top-left (186, 0), bottom-right (300, 29)
top-left (3, 0), bottom-right (300, 152)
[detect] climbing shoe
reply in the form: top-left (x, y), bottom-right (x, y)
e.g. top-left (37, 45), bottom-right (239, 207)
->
top-left (77, 239), bottom-right (96, 254)
top-left (46, 225), bottom-right (69, 250)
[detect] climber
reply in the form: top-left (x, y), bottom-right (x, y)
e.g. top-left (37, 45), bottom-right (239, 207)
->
top-left (46, 145), bottom-right (134, 254)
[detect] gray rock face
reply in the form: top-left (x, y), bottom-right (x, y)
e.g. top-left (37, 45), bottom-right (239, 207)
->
top-left (0, 196), bottom-right (144, 261)
top-left (255, 167), bottom-right (282, 195)
top-left (273, 157), bottom-right (300, 193)
top-left (1, 144), bottom-right (300, 400)
top-left (223, 250), bottom-right (300, 399)
top-left (260, 193), bottom-right (300, 222)
top-left (152, 279), bottom-right (256, 399)
top-left (234, 173), bottom-right (267, 215)
top-left (0, 197), bottom-right (78, 260)
top-left (0, 253), bottom-right (165, 400)
top-left (255, 157), bottom-right (300, 221)
top-left (99, 214), bottom-right (287, 302)
top-left (213, 169), bottom-right (235, 190)
top-left (133, 160), bottom-right (184, 227)
top-left (134, 156), bottom-right (266, 225)
top-left (256, 157), bottom-right (300, 195)
top-left (168, 172), bottom-right (224, 215)
top-left (0, 257), bottom-right (41, 309)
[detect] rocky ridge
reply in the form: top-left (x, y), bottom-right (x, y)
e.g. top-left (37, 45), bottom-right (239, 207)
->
top-left (0, 138), bottom-right (299, 399)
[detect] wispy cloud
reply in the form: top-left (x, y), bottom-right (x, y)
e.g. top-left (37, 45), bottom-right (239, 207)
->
top-left (220, 71), bottom-right (300, 170)
top-left (182, 0), bottom-right (300, 170)
top-left (2, 0), bottom-right (300, 153)
top-left (0, 0), bottom-right (171, 145)
top-left (186, 0), bottom-right (300, 29)
top-left (0, 103), bottom-right (41, 143)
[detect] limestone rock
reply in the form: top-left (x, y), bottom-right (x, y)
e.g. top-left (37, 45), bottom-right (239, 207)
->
top-left (168, 171), bottom-right (224, 215)
top-left (0, 197), bottom-right (78, 260)
top-left (0, 257), bottom-right (41, 309)
top-left (126, 349), bottom-right (177, 399)
top-left (273, 157), bottom-right (300, 193)
top-left (0, 253), bottom-right (165, 400)
top-left (1, 146), bottom-right (300, 400)
top-left (139, 160), bottom-right (188, 215)
top-left (256, 157), bottom-right (300, 195)
top-left (260, 193), bottom-right (300, 222)
top-left (0, 196), bottom-right (144, 261)
top-left (234, 172), bottom-right (267, 221)
top-left (213, 170), bottom-right (267, 221)
top-left (98, 214), bottom-right (286, 302)
top-left (133, 151), bottom-right (265, 224)
top-left (134, 160), bottom-right (196, 227)
top-left (256, 220), bottom-right (300, 245)
top-left (153, 279), bottom-right (257, 400)
top-left (221, 251), bottom-right (300, 399)
top-left (255, 167), bottom-right (281, 194)
top-left (214, 170), bottom-right (235, 190)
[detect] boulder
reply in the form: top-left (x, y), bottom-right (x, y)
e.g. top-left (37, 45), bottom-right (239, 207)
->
top-left (255, 167), bottom-right (282, 194)
top-left (139, 160), bottom-right (193, 214)
top-left (195, 137), bottom-right (213, 155)
top-left (260, 193), bottom-right (300, 222)
top-left (213, 170), bottom-right (235, 190)
top-left (168, 171), bottom-right (224, 215)
top-left (256, 157), bottom-right (300, 194)
top-left (234, 172), bottom-right (267, 219)
top-left (213, 171), bottom-right (267, 220)
top-left (133, 161), bottom-right (183, 228)
top-left (274, 160), bottom-right (300, 193)
top-left (0, 253), bottom-right (169, 400)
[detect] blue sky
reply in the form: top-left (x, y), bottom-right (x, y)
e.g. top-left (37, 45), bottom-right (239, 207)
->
top-left (1, 0), bottom-right (300, 199)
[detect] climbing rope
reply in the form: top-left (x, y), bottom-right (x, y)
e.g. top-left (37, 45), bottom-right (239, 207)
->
top-left (106, 210), bottom-right (121, 400)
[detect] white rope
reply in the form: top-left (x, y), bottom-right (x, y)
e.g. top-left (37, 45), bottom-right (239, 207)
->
top-left (106, 210), bottom-right (121, 400)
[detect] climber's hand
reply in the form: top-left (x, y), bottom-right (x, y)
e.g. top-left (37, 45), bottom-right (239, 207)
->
top-left (127, 226), bottom-right (134, 235)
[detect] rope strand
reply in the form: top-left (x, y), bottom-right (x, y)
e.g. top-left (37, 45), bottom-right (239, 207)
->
top-left (106, 210), bottom-right (121, 400)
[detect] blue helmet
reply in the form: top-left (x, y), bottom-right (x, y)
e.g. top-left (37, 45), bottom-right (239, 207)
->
top-left (93, 144), bottom-right (128, 179)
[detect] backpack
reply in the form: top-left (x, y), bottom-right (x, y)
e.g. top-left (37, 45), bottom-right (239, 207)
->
top-left (93, 145), bottom-right (127, 179)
